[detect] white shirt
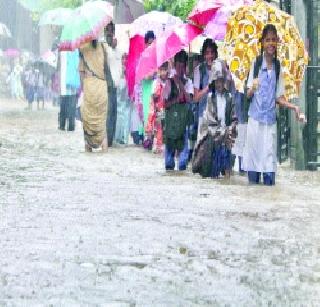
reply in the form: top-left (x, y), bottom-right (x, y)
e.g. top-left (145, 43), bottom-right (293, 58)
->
top-left (106, 45), bottom-right (122, 87)
top-left (193, 64), bottom-right (212, 90)
top-left (216, 93), bottom-right (226, 128)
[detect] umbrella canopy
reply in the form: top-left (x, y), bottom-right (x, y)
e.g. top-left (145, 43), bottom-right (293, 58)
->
top-left (188, 0), bottom-right (222, 27)
top-left (39, 8), bottom-right (73, 26)
top-left (59, 1), bottom-right (113, 51)
top-left (204, 0), bottom-right (253, 40)
top-left (41, 50), bottom-right (57, 68)
top-left (221, 0), bottom-right (308, 99)
top-left (135, 23), bottom-right (202, 85)
top-left (130, 11), bottom-right (183, 38)
top-left (125, 34), bottom-right (146, 99)
top-left (0, 23), bottom-right (12, 38)
top-left (4, 48), bottom-right (20, 58)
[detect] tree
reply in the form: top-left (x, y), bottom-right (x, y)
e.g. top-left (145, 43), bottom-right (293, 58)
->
top-left (143, 0), bottom-right (196, 21)
top-left (39, 0), bottom-right (82, 11)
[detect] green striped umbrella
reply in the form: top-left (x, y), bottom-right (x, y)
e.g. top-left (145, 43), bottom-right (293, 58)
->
top-left (59, 1), bottom-right (113, 51)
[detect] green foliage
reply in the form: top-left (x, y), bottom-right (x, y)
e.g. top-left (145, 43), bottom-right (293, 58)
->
top-left (143, 0), bottom-right (196, 21)
top-left (39, 0), bottom-right (82, 11)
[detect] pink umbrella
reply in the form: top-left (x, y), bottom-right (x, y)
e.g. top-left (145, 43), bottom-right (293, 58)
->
top-left (41, 50), bottom-right (57, 67)
top-left (4, 48), bottom-right (20, 58)
top-left (135, 23), bottom-right (203, 85)
top-left (188, 0), bottom-right (223, 27)
top-left (204, 0), bottom-right (253, 40)
top-left (125, 34), bottom-right (146, 99)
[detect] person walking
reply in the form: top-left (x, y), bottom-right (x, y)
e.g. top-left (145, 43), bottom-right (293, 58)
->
top-left (58, 50), bottom-right (80, 131)
top-left (193, 39), bottom-right (218, 138)
top-left (114, 53), bottom-right (131, 145)
top-left (243, 24), bottom-right (303, 185)
top-left (163, 50), bottom-right (194, 171)
top-left (79, 39), bottom-right (109, 152)
top-left (192, 60), bottom-right (237, 179)
top-left (145, 62), bottom-right (169, 153)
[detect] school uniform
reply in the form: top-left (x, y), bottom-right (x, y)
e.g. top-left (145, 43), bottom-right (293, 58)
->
top-left (163, 75), bottom-right (194, 171)
top-left (243, 55), bottom-right (285, 185)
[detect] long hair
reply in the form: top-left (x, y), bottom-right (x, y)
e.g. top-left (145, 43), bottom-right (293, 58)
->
top-left (201, 38), bottom-right (218, 59)
top-left (260, 24), bottom-right (278, 61)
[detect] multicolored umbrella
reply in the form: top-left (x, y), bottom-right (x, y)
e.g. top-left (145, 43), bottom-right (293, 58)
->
top-left (0, 23), bottom-right (11, 38)
top-left (204, 0), bottom-right (253, 40)
top-left (39, 8), bottom-right (73, 26)
top-left (135, 23), bottom-right (202, 85)
top-left (221, 0), bottom-right (308, 99)
top-left (59, 1), bottom-right (113, 51)
top-left (130, 11), bottom-right (183, 38)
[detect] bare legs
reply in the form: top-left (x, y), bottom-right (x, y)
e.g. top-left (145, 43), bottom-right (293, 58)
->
top-left (84, 138), bottom-right (108, 153)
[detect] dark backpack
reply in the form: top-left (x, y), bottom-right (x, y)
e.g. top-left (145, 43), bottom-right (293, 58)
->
top-left (243, 55), bottom-right (280, 122)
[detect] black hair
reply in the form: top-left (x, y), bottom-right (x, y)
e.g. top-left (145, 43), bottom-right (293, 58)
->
top-left (91, 39), bottom-right (98, 49)
top-left (260, 24), bottom-right (278, 59)
top-left (201, 38), bottom-right (218, 58)
top-left (174, 50), bottom-right (188, 65)
top-left (105, 21), bottom-right (115, 33)
top-left (160, 61), bottom-right (169, 70)
top-left (144, 30), bottom-right (155, 44)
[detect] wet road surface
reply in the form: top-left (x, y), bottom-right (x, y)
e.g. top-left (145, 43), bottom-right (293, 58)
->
top-left (0, 99), bottom-right (320, 306)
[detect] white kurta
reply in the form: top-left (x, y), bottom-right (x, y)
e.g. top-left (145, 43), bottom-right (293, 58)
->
top-left (243, 117), bottom-right (277, 173)
top-left (232, 123), bottom-right (247, 157)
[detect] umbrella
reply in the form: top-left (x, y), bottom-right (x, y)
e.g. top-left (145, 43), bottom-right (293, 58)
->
top-left (0, 23), bottom-right (12, 38)
top-left (4, 48), bottom-right (20, 58)
top-left (135, 23), bottom-right (203, 85)
top-left (39, 8), bottom-right (73, 26)
top-left (125, 34), bottom-right (146, 99)
top-left (221, 0), bottom-right (308, 99)
top-left (130, 11), bottom-right (183, 38)
top-left (204, 0), bottom-right (253, 41)
top-left (59, 1), bottom-right (113, 51)
top-left (41, 50), bottom-right (57, 68)
top-left (188, 0), bottom-right (223, 27)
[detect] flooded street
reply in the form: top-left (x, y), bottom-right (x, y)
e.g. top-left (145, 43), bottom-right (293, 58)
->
top-left (0, 99), bottom-right (320, 306)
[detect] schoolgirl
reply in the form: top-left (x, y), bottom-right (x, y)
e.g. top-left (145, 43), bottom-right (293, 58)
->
top-left (243, 24), bottom-right (302, 185)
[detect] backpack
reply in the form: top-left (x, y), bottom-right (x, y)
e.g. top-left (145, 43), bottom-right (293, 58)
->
top-left (163, 79), bottom-right (193, 151)
top-left (243, 55), bottom-right (280, 123)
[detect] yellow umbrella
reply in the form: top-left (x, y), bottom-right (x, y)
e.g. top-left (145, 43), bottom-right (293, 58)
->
top-left (221, 0), bottom-right (308, 99)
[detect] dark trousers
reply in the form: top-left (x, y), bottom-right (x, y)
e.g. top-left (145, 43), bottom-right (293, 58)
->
top-left (248, 171), bottom-right (275, 186)
top-left (165, 132), bottom-right (189, 171)
top-left (106, 87), bottom-right (117, 147)
top-left (59, 95), bottom-right (77, 131)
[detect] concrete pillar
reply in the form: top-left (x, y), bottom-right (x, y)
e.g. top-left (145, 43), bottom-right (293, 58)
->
top-left (289, 0), bottom-right (308, 170)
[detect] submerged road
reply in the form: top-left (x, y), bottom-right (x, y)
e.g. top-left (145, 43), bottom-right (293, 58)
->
top-left (0, 99), bottom-right (320, 306)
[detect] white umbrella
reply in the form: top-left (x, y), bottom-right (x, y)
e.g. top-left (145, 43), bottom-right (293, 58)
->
top-left (0, 23), bottom-right (11, 38)
top-left (130, 11), bottom-right (183, 38)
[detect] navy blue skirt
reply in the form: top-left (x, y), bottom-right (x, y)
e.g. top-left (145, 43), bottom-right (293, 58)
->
top-left (211, 145), bottom-right (232, 178)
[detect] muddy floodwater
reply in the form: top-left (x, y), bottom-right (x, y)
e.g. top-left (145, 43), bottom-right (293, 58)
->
top-left (0, 99), bottom-right (320, 306)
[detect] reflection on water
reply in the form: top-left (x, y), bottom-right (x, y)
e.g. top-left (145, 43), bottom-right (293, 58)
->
top-left (0, 99), bottom-right (320, 305)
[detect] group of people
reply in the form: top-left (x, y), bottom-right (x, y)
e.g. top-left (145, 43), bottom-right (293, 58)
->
top-left (69, 22), bottom-right (303, 186)
top-left (2, 57), bottom-right (56, 110)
